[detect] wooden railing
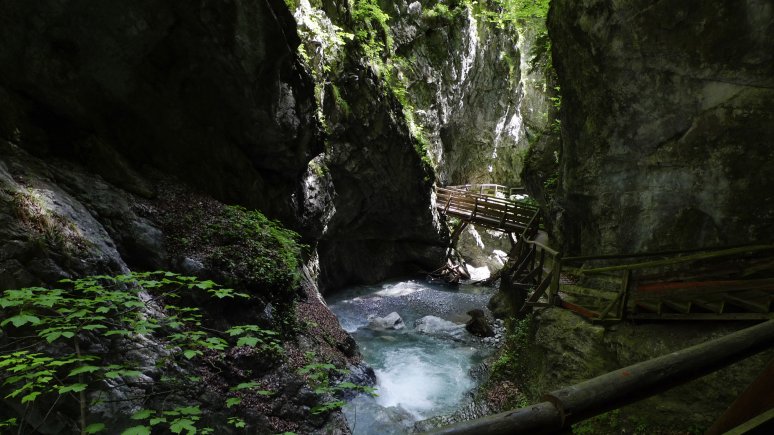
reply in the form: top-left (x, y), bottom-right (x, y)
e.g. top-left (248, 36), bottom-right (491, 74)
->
top-left (435, 186), bottom-right (538, 234)
top-left (425, 320), bottom-right (774, 435)
top-left (447, 184), bottom-right (527, 198)
top-left (557, 245), bottom-right (774, 321)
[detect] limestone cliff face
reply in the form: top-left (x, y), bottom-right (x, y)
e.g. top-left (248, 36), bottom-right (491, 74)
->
top-left (385, 2), bottom-right (554, 188)
top-left (549, 0), bottom-right (774, 254)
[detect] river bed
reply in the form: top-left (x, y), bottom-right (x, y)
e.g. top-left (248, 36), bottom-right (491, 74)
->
top-left (327, 279), bottom-right (497, 434)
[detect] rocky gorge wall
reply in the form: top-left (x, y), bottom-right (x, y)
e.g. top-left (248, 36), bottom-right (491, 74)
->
top-left (488, 2), bottom-right (774, 433)
top-left (0, 0), bottom-right (449, 431)
top-left (549, 0), bottom-right (774, 254)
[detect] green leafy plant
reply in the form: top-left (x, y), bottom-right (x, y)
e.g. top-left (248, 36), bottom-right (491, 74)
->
top-left (298, 352), bottom-right (376, 414)
top-left (0, 272), bottom-right (282, 434)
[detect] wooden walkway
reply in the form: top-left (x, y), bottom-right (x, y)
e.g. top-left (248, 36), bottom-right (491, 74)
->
top-left (435, 184), bottom-right (774, 321)
top-left (435, 185), bottom-right (539, 234)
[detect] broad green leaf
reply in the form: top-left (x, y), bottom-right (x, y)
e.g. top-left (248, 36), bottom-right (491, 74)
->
top-left (120, 426), bottom-right (151, 435)
top-left (104, 329), bottom-right (131, 336)
top-left (177, 406), bottom-right (201, 415)
top-left (1, 313), bottom-right (42, 328)
top-left (84, 423), bottom-right (106, 434)
top-left (58, 383), bottom-right (88, 394)
top-left (68, 365), bottom-right (100, 377)
top-left (169, 418), bottom-right (196, 434)
top-left (226, 397), bottom-right (241, 408)
top-left (21, 391), bottom-right (41, 404)
top-left (81, 324), bottom-right (107, 331)
top-left (149, 417), bottom-right (166, 426)
top-left (236, 336), bottom-right (258, 347)
top-left (182, 350), bottom-right (199, 360)
top-left (130, 409), bottom-right (153, 420)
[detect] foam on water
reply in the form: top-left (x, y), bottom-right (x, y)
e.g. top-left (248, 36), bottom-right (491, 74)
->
top-left (328, 279), bottom-right (494, 434)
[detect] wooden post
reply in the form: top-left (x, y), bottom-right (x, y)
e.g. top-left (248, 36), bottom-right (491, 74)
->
top-left (549, 255), bottom-right (562, 305)
top-left (618, 269), bottom-right (632, 319)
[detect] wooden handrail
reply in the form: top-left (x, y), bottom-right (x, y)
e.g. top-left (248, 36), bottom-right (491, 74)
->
top-left (563, 244), bottom-right (774, 263)
top-left (578, 245), bottom-right (774, 274)
top-left (425, 320), bottom-right (774, 435)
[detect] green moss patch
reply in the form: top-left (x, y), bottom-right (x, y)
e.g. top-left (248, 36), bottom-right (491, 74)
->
top-left (156, 185), bottom-right (302, 309)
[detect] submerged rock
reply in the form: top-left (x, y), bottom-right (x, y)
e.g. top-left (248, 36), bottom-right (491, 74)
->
top-left (367, 312), bottom-right (405, 330)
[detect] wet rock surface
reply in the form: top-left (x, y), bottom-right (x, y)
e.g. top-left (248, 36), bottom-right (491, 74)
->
top-left (550, 0), bottom-right (774, 253)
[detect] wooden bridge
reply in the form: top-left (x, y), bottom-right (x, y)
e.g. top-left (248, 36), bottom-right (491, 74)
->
top-left (435, 184), bottom-right (539, 234)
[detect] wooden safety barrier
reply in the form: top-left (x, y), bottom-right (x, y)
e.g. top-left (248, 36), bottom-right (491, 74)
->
top-left (425, 320), bottom-right (774, 435)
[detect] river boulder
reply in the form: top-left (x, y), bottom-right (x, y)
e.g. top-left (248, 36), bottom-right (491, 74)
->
top-left (465, 309), bottom-right (495, 337)
top-left (367, 312), bottom-right (406, 330)
top-left (414, 315), bottom-right (467, 340)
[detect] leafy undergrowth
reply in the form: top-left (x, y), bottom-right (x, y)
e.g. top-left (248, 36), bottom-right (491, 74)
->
top-left (0, 272), bottom-right (372, 434)
top-left (0, 272), bottom-right (284, 434)
top-left (480, 316), bottom-right (533, 411)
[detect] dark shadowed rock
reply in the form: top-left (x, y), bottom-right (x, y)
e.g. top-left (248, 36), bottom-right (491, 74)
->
top-left (465, 308), bottom-right (494, 337)
top-left (549, 0), bottom-right (774, 254)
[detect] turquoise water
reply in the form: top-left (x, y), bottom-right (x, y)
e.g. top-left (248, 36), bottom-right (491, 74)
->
top-left (327, 279), bottom-right (495, 434)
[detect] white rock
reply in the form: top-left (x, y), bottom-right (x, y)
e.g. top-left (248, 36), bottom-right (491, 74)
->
top-left (367, 312), bottom-right (405, 330)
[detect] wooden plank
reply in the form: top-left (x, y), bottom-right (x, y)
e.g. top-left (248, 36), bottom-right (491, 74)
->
top-left (692, 298), bottom-right (725, 314)
top-left (726, 295), bottom-right (769, 313)
top-left (706, 358), bottom-right (774, 435)
top-left (522, 275), bottom-right (553, 311)
top-left (721, 408), bottom-right (774, 435)
top-left (561, 300), bottom-right (600, 319)
top-left (542, 320), bottom-right (774, 425)
top-left (563, 244), bottom-right (774, 262)
top-left (635, 301), bottom-right (662, 314)
top-left (637, 278), bottom-right (774, 294)
top-left (579, 245), bottom-right (774, 274)
top-left (662, 299), bottom-right (692, 313)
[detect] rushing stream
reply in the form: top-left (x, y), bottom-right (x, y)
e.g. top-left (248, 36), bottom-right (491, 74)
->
top-left (327, 279), bottom-right (497, 434)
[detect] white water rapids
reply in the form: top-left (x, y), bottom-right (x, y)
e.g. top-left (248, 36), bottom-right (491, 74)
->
top-left (327, 280), bottom-right (496, 434)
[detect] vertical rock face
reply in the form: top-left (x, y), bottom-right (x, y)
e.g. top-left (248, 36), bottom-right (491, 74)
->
top-left (0, 0), bottom-right (321, 223)
top-left (385, 2), bottom-right (553, 188)
top-left (317, 52), bottom-right (448, 290)
top-left (549, 0), bottom-right (774, 254)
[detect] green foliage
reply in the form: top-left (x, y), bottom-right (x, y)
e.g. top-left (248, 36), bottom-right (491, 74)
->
top-left (0, 272), bottom-right (282, 433)
top-left (475, 0), bottom-right (550, 28)
top-left (422, 3), bottom-right (460, 25)
top-left (351, 0), bottom-right (393, 62)
top-left (298, 352), bottom-right (376, 414)
top-left (490, 317), bottom-right (532, 381)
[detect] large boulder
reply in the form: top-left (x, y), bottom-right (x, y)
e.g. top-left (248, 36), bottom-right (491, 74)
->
top-left (367, 312), bottom-right (406, 331)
